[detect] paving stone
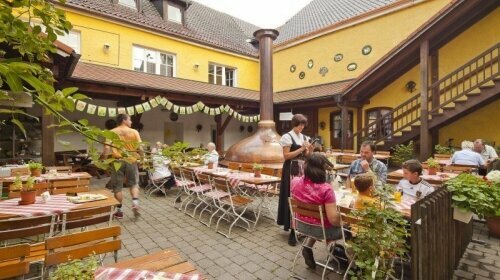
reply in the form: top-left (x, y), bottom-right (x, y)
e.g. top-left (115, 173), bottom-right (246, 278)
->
top-left (242, 261), bottom-right (261, 273)
top-left (205, 265), bottom-right (226, 278)
top-left (467, 267), bottom-right (491, 277)
top-left (484, 264), bottom-right (500, 273)
top-left (454, 269), bottom-right (474, 279)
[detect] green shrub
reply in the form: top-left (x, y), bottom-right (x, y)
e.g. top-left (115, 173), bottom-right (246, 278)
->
top-left (391, 141), bottom-right (415, 166)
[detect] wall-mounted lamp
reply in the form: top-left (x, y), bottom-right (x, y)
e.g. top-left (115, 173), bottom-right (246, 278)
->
top-left (319, 121), bottom-right (326, 130)
top-left (196, 124), bottom-right (203, 133)
top-left (193, 63), bottom-right (200, 71)
top-left (103, 43), bottom-right (110, 53)
top-left (405, 81), bottom-right (417, 93)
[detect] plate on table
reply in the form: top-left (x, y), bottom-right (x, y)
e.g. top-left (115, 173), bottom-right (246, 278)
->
top-left (67, 194), bottom-right (107, 204)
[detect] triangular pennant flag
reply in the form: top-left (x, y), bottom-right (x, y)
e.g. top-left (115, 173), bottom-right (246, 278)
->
top-left (142, 102), bottom-right (151, 111)
top-left (97, 106), bottom-right (107, 117)
top-left (224, 105), bottom-right (230, 112)
top-left (215, 108), bottom-right (221, 115)
top-left (166, 101), bottom-right (173, 110)
top-left (173, 105), bottom-right (179, 113)
top-left (160, 97), bottom-right (168, 106)
top-left (117, 107), bottom-right (126, 115)
top-left (192, 104), bottom-right (199, 112)
top-left (219, 105), bottom-right (225, 113)
top-left (179, 107), bottom-right (186, 115)
top-left (257, 115), bottom-right (260, 121)
top-left (75, 100), bottom-right (87, 111)
top-left (87, 104), bottom-right (97, 115)
top-left (149, 99), bottom-right (158, 108)
top-left (186, 106), bottom-right (193, 114)
top-left (228, 108), bottom-right (234, 116)
top-left (127, 106), bottom-right (135, 116)
top-left (108, 108), bottom-right (117, 117)
top-left (203, 106), bottom-right (210, 114)
top-left (135, 104), bottom-right (144, 114)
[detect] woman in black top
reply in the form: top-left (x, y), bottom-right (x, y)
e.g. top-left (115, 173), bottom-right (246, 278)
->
top-left (277, 114), bottom-right (312, 246)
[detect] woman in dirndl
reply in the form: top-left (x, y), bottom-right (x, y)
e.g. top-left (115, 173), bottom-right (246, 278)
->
top-left (277, 114), bottom-right (312, 246)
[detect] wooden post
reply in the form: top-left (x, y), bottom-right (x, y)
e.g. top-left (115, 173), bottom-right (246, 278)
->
top-left (216, 115), bottom-right (232, 153)
top-left (356, 107), bottom-right (363, 151)
top-left (254, 29), bottom-right (279, 121)
top-left (420, 40), bottom-right (430, 160)
top-left (430, 51), bottom-right (439, 150)
top-left (42, 109), bottom-right (55, 166)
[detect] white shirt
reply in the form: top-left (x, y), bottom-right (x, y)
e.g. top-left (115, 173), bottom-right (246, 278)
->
top-left (279, 130), bottom-right (309, 147)
top-left (451, 149), bottom-right (485, 166)
top-left (478, 145), bottom-right (498, 161)
top-left (203, 150), bottom-right (219, 164)
top-left (151, 154), bottom-right (171, 180)
top-left (397, 179), bottom-right (435, 199)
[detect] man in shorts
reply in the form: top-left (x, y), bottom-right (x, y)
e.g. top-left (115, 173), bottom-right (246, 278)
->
top-left (104, 114), bottom-right (142, 219)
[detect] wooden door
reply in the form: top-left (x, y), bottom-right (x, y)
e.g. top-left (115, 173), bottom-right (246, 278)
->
top-left (330, 110), bottom-right (353, 149)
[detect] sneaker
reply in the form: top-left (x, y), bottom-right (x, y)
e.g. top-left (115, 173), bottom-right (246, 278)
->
top-left (113, 211), bottom-right (123, 219)
top-left (132, 205), bottom-right (141, 218)
top-left (302, 247), bottom-right (316, 269)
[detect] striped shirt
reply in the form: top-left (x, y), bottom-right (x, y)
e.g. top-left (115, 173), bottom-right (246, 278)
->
top-left (349, 158), bottom-right (387, 184)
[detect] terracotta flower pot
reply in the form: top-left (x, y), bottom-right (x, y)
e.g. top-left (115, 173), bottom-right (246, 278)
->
top-left (20, 190), bottom-right (36, 205)
top-left (427, 167), bottom-right (438, 175)
top-left (254, 170), bottom-right (261, 178)
top-left (486, 216), bottom-right (500, 238)
top-left (207, 162), bottom-right (214, 169)
top-left (30, 168), bottom-right (41, 177)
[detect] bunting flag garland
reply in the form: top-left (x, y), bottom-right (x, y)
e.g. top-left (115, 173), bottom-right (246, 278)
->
top-left (74, 95), bottom-right (260, 122)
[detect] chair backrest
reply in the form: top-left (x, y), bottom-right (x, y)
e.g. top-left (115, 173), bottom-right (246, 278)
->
top-left (376, 151), bottom-right (390, 156)
top-left (60, 205), bottom-right (115, 234)
top-left (240, 166), bottom-right (253, 173)
top-left (434, 154), bottom-right (451, 160)
top-left (213, 177), bottom-right (231, 193)
top-left (180, 168), bottom-right (197, 183)
top-left (45, 226), bottom-right (121, 267)
top-left (288, 198), bottom-right (329, 240)
top-left (8, 182), bottom-right (50, 198)
top-left (241, 163), bottom-right (253, 170)
top-left (337, 206), bottom-right (361, 252)
top-left (338, 155), bottom-right (358, 164)
top-left (51, 179), bottom-right (90, 195)
top-left (0, 244), bottom-right (30, 280)
top-left (261, 167), bottom-right (276, 176)
top-left (10, 167), bottom-right (30, 176)
top-left (196, 173), bottom-right (212, 186)
top-left (443, 164), bottom-right (474, 174)
top-left (227, 162), bottom-right (240, 171)
top-left (0, 215), bottom-right (56, 242)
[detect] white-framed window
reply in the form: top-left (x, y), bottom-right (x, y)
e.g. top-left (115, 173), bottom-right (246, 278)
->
top-left (118, 0), bottom-right (137, 9)
top-left (57, 30), bottom-right (81, 54)
top-left (167, 4), bottom-right (182, 23)
top-left (133, 46), bottom-right (175, 77)
top-left (208, 64), bottom-right (237, 87)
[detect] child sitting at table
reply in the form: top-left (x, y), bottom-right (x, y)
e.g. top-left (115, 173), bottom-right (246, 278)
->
top-left (352, 174), bottom-right (378, 209)
top-left (398, 159), bottom-right (435, 199)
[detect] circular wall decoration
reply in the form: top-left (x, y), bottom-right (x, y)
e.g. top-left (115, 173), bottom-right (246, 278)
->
top-left (347, 63), bottom-right (357, 71)
top-left (319, 67), bottom-right (329, 77)
top-left (362, 45), bottom-right (372, 55)
top-left (307, 59), bottom-right (314, 69)
top-left (299, 71), bottom-right (305, 79)
top-left (169, 112), bottom-right (179, 121)
top-left (334, 53), bottom-right (343, 62)
top-left (290, 64), bottom-right (296, 73)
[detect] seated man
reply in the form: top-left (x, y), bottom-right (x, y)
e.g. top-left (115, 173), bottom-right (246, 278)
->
top-left (474, 139), bottom-right (498, 175)
top-left (151, 153), bottom-right (171, 181)
top-left (348, 141), bottom-right (387, 187)
top-left (397, 160), bottom-right (434, 199)
top-left (203, 142), bottom-right (219, 166)
top-left (451, 140), bottom-right (485, 167)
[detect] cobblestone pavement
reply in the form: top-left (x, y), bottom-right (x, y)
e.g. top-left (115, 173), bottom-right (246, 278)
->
top-left (90, 178), bottom-right (499, 279)
top-left (92, 178), bottom-right (340, 280)
top-left (454, 221), bottom-right (500, 280)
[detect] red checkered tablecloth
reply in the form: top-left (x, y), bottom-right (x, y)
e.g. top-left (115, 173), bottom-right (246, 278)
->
top-left (0, 195), bottom-right (78, 217)
top-left (94, 267), bottom-right (200, 280)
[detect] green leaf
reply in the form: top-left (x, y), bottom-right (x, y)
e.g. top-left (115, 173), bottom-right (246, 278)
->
top-left (62, 87), bottom-right (79, 96)
top-left (11, 119), bottom-right (26, 138)
top-left (5, 71), bottom-right (23, 92)
top-left (113, 162), bottom-right (122, 171)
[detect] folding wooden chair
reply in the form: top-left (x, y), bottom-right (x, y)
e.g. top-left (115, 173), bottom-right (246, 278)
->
top-left (44, 226), bottom-right (121, 276)
top-left (8, 182), bottom-right (50, 198)
top-left (144, 170), bottom-right (169, 198)
top-left (289, 198), bottom-right (342, 279)
top-left (198, 173), bottom-right (231, 226)
top-left (59, 205), bottom-right (115, 235)
top-left (210, 177), bottom-right (254, 238)
top-left (51, 179), bottom-right (90, 195)
top-left (171, 166), bottom-right (195, 209)
top-left (180, 168), bottom-right (211, 215)
top-left (0, 244), bottom-right (30, 280)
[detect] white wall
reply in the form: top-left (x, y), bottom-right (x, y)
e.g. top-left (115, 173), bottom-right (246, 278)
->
top-left (54, 99), bottom-right (257, 152)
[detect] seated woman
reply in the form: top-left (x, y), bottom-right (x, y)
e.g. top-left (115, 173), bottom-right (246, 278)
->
top-left (397, 159), bottom-right (434, 199)
top-left (291, 153), bottom-right (341, 269)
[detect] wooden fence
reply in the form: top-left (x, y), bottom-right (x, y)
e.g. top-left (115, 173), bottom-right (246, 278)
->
top-left (411, 187), bottom-right (473, 279)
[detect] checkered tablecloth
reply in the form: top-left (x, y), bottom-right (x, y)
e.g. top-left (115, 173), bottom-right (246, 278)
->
top-left (94, 267), bottom-right (200, 280)
top-left (0, 194), bottom-right (79, 217)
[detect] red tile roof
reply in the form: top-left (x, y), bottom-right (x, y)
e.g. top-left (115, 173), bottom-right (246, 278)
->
top-left (274, 80), bottom-right (352, 104)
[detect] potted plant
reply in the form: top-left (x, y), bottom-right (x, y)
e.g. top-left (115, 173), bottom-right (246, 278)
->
top-left (426, 157), bottom-right (440, 175)
top-left (252, 163), bottom-right (263, 178)
top-left (28, 161), bottom-right (43, 177)
top-left (483, 171), bottom-right (500, 237)
top-left (12, 176), bottom-right (37, 205)
top-left (50, 254), bottom-right (99, 280)
top-left (434, 144), bottom-right (454, 155)
top-left (445, 173), bottom-right (491, 223)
